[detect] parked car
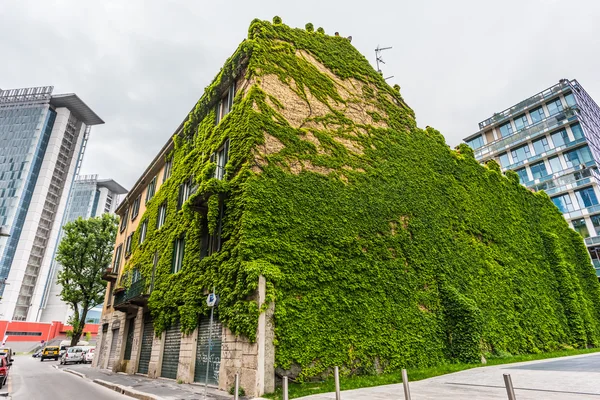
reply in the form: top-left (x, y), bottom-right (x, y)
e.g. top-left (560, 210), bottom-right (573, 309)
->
top-left (59, 345), bottom-right (68, 357)
top-left (60, 346), bottom-right (84, 365)
top-left (0, 348), bottom-right (13, 365)
top-left (0, 356), bottom-right (9, 389)
top-left (40, 346), bottom-right (60, 361)
top-left (32, 349), bottom-right (43, 358)
top-left (83, 347), bottom-right (94, 364)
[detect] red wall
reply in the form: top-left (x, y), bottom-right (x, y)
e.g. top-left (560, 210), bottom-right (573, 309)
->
top-left (0, 320), bottom-right (98, 343)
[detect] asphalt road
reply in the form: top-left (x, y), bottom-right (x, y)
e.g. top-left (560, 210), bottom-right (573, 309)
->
top-left (9, 355), bottom-right (126, 400)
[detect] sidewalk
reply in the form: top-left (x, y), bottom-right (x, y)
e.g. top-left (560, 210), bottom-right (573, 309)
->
top-left (59, 363), bottom-right (238, 400)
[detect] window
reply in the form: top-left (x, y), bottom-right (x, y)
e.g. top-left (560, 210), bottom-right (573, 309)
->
top-left (120, 207), bottom-right (129, 232)
top-left (591, 214), bottom-right (600, 236)
top-left (532, 137), bottom-right (550, 155)
top-left (571, 123), bottom-right (584, 140)
top-left (548, 156), bottom-right (563, 173)
top-left (499, 122), bottom-right (513, 138)
top-left (546, 98), bottom-right (563, 116)
top-left (171, 236), bottom-right (185, 273)
top-left (113, 245), bottom-right (123, 273)
top-left (514, 114), bottom-right (528, 131)
top-left (125, 233), bottom-right (134, 257)
top-left (131, 195), bottom-right (141, 221)
top-left (157, 202), bottom-right (167, 229)
top-left (150, 252), bottom-right (159, 292)
top-left (530, 106), bottom-right (545, 124)
top-left (510, 144), bottom-right (531, 163)
top-left (498, 153), bottom-right (510, 168)
top-left (215, 83), bottom-right (236, 124)
top-left (139, 220), bottom-right (148, 244)
top-left (163, 158), bottom-right (173, 182)
top-left (552, 193), bottom-right (575, 213)
top-left (572, 218), bottom-right (590, 238)
top-left (550, 129), bottom-right (569, 148)
top-left (467, 136), bottom-right (484, 149)
top-left (145, 176), bottom-right (157, 203)
top-left (564, 146), bottom-right (593, 169)
top-left (5, 331), bottom-right (42, 336)
top-left (515, 167), bottom-right (529, 183)
top-left (565, 93), bottom-right (577, 107)
top-left (201, 203), bottom-right (225, 257)
top-left (530, 161), bottom-right (548, 180)
top-left (177, 180), bottom-right (191, 210)
top-left (575, 186), bottom-right (599, 208)
top-left (211, 139), bottom-right (230, 180)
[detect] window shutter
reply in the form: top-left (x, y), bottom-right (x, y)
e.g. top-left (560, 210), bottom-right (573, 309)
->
top-left (171, 240), bottom-right (177, 273)
top-left (180, 237), bottom-right (185, 272)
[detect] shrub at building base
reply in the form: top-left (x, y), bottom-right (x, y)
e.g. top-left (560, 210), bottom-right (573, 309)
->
top-left (122, 17), bottom-right (600, 386)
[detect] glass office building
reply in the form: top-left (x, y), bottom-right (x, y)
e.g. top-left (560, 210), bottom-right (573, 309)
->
top-left (464, 79), bottom-right (600, 275)
top-left (0, 86), bottom-right (104, 320)
top-left (37, 175), bottom-right (127, 323)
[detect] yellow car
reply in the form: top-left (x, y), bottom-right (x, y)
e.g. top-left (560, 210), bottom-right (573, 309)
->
top-left (40, 346), bottom-right (59, 361)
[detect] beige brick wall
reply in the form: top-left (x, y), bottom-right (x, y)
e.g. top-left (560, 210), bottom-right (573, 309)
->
top-left (176, 329), bottom-right (197, 383)
top-left (148, 330), bottom-right (165, 378)
top-left (125, 307), bottom-right (144, 374)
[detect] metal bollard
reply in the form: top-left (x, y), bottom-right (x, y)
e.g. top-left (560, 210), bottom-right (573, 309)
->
top-left (283, 376), bottom-right (289, 400)
top-left (334, 366), bottom-right (341, 400)
top-left (234, 373), bottom-right (240, 400)
top-left (401, 369), bottom-right (412, 400)
top-left (503, 373), bottom-right (517, 400)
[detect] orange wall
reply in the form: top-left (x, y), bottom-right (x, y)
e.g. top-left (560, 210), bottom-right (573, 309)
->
top-left (0, 320), bottom-right (98, 343)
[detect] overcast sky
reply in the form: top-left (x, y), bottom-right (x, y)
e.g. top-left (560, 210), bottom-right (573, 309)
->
top-left (2, 0), bottom-right (600, 189)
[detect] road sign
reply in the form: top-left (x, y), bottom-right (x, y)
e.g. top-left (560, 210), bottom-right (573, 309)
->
top-left (206, 293), bottom-right (219, 307)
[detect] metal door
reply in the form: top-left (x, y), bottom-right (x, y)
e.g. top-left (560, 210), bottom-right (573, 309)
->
top-left (123, 318), bottom-right (135, 360)
top-left (160, 322), bottom-right (181, 379)
top-left (137, 316), bottom-right (154, 374)
top-left (194, 314), bottom-right (222, 386)
top-left (107, 328), bottom-right (119, 370)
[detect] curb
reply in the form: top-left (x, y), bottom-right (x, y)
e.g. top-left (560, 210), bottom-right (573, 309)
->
top-left (63, 369), bottom-right (86, 379)
top-left (93, 379), bottom-right (163, 400)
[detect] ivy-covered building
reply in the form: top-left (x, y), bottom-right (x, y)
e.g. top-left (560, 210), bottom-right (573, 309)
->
top-left (94, 18), bottom-right (600, 397)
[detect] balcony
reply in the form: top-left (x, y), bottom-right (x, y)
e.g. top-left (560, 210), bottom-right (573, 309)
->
top-left (530, 167), bottom-right (595, 196)
top-left (101, 267), bottom-right (118, 282)
top-left (585, 237), bottom-right (600, 247)
top-left (475, 106), bottom-right (579, 160)
top-left (478, 81), bottom-right (570, 130)
top-left (114, 278), bottom-right (150, 312)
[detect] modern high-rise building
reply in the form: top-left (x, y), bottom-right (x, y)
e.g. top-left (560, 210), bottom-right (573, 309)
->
top-left (37, 174), bottom-right (127, 323)
top-left (464, 79), bottom-right (600, 275)
top-left (0, 86), bottom-right (104, 321)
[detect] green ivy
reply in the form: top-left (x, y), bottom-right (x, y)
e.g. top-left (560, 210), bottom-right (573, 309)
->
top-left (120, 18), bottom-right (600, 383)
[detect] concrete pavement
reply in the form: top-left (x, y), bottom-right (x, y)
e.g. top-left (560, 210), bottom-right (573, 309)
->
top-left (298, 352), bottom-right (600, 399)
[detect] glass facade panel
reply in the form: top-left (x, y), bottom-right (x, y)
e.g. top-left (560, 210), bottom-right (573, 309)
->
top-left (546, 98), bottom-right (563, 116)
top-left (591, 214), bottom-right (600, 236)
top-left (572, 218), bottom-right (590, 238)
top-left (510, 144), bottom-right (531, 163)
top-left (551, 193), bottom-right (575, 213)
top-left (514, 115), bottom-right (528, 131)
top-left (564, 146), bottom-right (593, 168)
top-left (571, 123), bottom-right (584, 140)
top-left (499, 122), bottom-right (513, 138)
top-left (467, 135), bottom-right (484, 149)
top-left (530, 161), bottom-right (548, 180)
top-left (548, 156), bottom-right (563, 173)
top-left (515, 167), bottom-right (529, 183)
top-left (575, 187), bottom-right (599, 208)
top-left (530, 106), bottom-right (545, 123)
top-left (550, 129), bottom-right (569, 148)
top-left (532, 137), bottom-right (551, 155)
top-left (565, 93), bottom-right (577, 107)
top-left (498, 153), bottom-right (510, 168)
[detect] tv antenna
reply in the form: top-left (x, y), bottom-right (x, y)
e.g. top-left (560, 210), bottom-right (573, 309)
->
top-left (375, 45), bottom-right (394, 81)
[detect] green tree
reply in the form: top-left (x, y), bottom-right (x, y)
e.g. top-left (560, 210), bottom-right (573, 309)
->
top-left (56, 214), bottom-right (118, 346)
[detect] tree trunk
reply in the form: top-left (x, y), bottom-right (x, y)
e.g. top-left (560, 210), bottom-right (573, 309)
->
top-left (70, 307), bottom-right (89, 347)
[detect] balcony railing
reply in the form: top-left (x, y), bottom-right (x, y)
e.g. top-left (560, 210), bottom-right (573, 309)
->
top-left (585, 237), bottom-right (600, 247)
top-left (101, 267), bottom-right (118, 282)
top-left (114, 278), bottom-right (149, 308)
top-left (478, 81), bottom-right (570, 129)
top-left (530, 167), bottom-right (594, 196)
top-left (475, 107), bottom-right (579, 160)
